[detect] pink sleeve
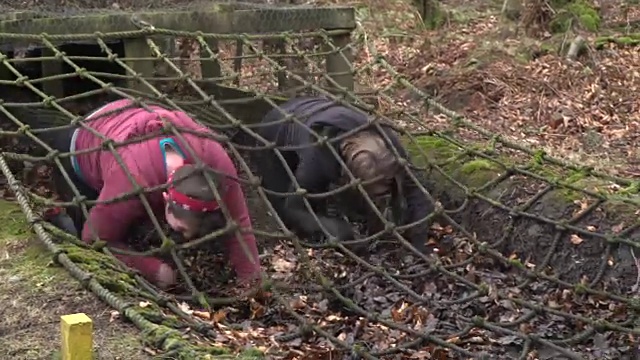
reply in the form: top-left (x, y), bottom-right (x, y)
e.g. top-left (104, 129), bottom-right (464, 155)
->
top-left (210, 149), bottom-right (262, 281)
top-left (81, 156), bottom-right (171, 283)
top-left (81, 160), bottom-right (145, 246)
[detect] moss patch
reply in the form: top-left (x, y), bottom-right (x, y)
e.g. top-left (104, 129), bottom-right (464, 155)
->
top-left (0, 200), bottom-right (65, 286)
top-left (405, 135), bottom-right (640, 224)
top-left (404, 135), bottom-right (505, 190)
top-left (457, 159), bottom-right (503, 188)
top-left (404, 135), bottom-right (465, 164)
top-left (594, 33), bottom-right (640, 49)
top-left (549, 0), bottom-right (601, 33)
top-left (0, 200), bottom-right (153, 359)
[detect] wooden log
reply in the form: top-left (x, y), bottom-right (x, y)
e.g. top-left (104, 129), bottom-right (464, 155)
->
top-left (0, 8), bottom-right (356, 38)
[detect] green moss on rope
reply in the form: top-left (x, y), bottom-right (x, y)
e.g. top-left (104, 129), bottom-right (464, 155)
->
top-left (63, 245), bottom-right (137, 293)
top-left (136, 305), bottom-right (184, 328)
top-left (140, 322), bottom-right (267, 359)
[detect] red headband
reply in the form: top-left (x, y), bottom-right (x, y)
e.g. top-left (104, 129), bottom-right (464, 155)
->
top-left (166, 169), bottom-right (220, 213)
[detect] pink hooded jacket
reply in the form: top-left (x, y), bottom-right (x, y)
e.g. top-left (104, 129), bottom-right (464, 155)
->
top-left (74, 99), bottom-right (261, 281)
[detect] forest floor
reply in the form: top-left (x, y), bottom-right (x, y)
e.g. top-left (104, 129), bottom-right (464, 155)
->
top-left (0, 200), bottom-right (153, 360)
top-left (2, 0), bottom-right (640, 359)
top-left (347, 0), bottom-right (640, 177)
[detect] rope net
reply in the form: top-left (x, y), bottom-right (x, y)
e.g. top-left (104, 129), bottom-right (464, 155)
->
top-left (0, 3), bottom-right (639, 360)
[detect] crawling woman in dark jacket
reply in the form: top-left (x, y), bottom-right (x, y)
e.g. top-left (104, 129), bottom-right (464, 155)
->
top-left (252, 96), bottom-right (433, 252)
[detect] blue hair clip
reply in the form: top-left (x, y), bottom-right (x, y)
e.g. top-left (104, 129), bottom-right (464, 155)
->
top-left (159, 137), bottom-right (187, 159)
top-left (159, 137), bottom-right (188, 177)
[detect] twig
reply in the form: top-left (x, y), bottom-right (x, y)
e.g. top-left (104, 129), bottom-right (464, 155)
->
top-left (630, 247), bottom-right (640, 293)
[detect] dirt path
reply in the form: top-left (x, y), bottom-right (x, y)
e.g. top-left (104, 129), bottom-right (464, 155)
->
top-left (0, 201), bottom-right (152, 360)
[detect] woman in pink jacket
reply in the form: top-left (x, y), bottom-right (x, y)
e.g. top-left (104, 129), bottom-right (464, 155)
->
top-left (28, 99), bottom-right (262, 289)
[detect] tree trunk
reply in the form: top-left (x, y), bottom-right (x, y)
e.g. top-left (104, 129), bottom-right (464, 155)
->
top-left (502, 0), bottom-right (523, 20)
top-left (412, 0), bottom-right (444, 29)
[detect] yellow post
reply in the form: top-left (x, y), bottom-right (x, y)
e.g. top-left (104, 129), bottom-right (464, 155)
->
top-left (60, 313), bottom-right (93, 360)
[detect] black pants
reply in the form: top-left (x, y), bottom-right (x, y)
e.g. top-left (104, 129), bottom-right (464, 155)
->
top-left (37, 126), bottom-right (99, 234)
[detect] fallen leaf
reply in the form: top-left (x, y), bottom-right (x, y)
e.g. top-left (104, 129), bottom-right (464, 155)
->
top-left (178, 302), bottom-right (193, 315)
top-left (290, 296), bottom-right (307, 310)
top-left (109, 310), bottom-right (120, 323)
top-left (570, 234), bottom-right (584, 245)
top-left (467, 336), bottom-right (485, 343)
top-left (391, 307), bottom-right (404, 322)
top-left (192, 310), bottom-right (211, 320)
top-left (272, 257), bottom-right (296, 272)
top-left (612, 222), bottom-right (625, 234)
top-left (433, 348), bottom-right (448, 360)
top-left (212, 309), bottom-right (228, 323)
top-left (446, 336), bottom-right (460, 344)
top-left (138, 301), bottom-right (151, 308)
top-left (250, 299), bottom-right (266, 319)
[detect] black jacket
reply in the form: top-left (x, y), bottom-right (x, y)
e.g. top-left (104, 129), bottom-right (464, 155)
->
top-left (255, 96), bottom-right (431, 248)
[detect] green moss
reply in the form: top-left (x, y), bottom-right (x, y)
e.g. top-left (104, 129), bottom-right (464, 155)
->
top-left (0, 200), bottom-right (66, 285)
top-left (514, 51), bottom-right (532, 64)
top-left (137, 306), bottom-right (183, 328)
top-left (141, 322), bottom-right (233, 359)
top-left (539, 43), bottom-right (557, 54)
top-left (544, 175), bottom-right (599, 202)
top-left (404, 136), bottom-right (464, 166)
top-left (63, 245), bottom-right (137, 293)
top-left (427, 9), bottom-right (446, 30)
top-left (603, 201), bottom-right (637, 216)
top-left (404, 136), bottom-right (507, 187)
top-left (457, 159), bottom-right (502, 188)
top-left (550, 0), bottom-right (601, 33)
top-left (460, 159), bottom-right (498, 174)
top-left (238, 348), bottom-right (266, 359)
top-left (564, 169), bottom-right (588, 184)
top-left (0, 200), bottom-right (132, 290)
top-left (595, 34), bottom-right (640, 49)
top-left (0, 200), bottom-right (31, 242)
top-left (404, 136), bottom-right (639, 223)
